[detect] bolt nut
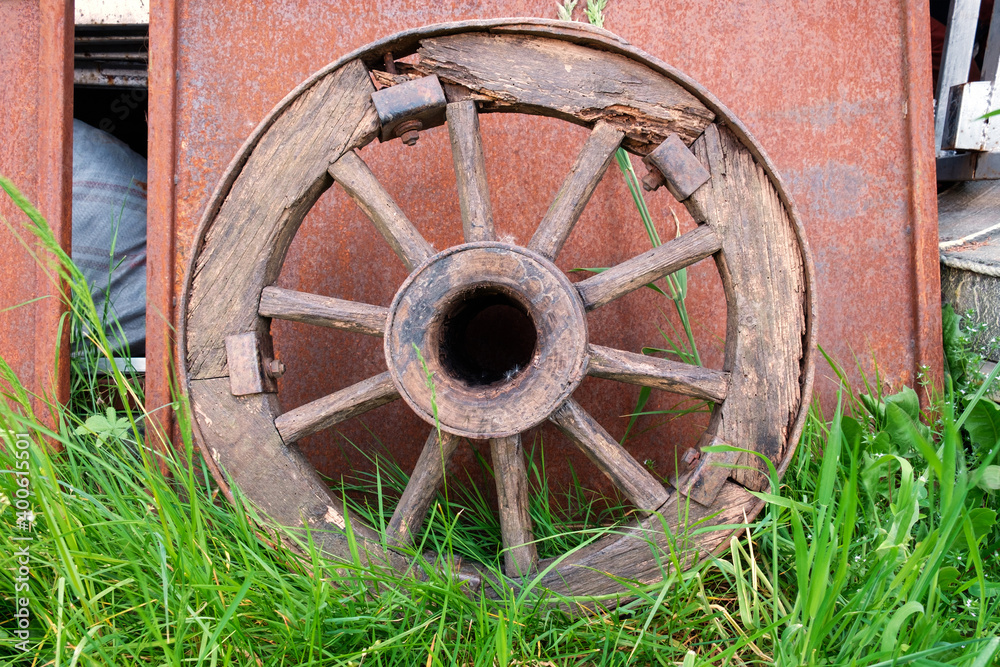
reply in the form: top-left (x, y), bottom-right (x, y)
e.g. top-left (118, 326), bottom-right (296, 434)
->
top-left (642, 168), bottom-right (666, 192)
top-left (266, 359), bottom-right (286, 378)
top-left (396, 119), bottom-right (423, 146)
top-left (682, 448), bottom-right (700, 465)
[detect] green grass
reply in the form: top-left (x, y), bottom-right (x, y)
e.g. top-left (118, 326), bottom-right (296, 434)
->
top-left (338, 437), bottom-right (633, 569)
top-left (4, 178), bottom-right (1000, 665)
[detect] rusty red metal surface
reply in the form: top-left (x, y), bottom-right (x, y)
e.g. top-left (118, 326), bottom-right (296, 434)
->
top-left (906, 1), bottom-right (946, 396)
top-left (0, 0), bottom-right (73, 424)
top-left (144, 2), bottom-right (940, 497)
top-left (145, 0), bottom-right (179, 445)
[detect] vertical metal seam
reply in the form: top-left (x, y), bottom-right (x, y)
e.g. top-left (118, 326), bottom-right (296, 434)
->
top-left (147, 0), bottom-right (180, 444)
top-left (35, 0), bottom-right (74, 424)
top-left (901, 0), bottom-right (945, 392)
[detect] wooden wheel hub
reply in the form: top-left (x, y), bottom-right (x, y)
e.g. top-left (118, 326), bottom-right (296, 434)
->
top-left (180, 18), bottom-right (816, 598)
top-left (386, 242), bottom-right (588, 439)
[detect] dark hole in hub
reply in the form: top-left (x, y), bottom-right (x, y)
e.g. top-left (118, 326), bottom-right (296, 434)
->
top-left (439, 288), bottom-right (537, 386)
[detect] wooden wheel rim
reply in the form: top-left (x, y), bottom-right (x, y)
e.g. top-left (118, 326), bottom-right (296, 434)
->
top-left (179, 18), bottom-right (817, 597)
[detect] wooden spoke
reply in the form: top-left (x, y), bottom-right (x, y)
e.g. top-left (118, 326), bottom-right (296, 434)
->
top-left (550, 398), bottom-right (671, 512)
top-left (588, 344), bottom-right (729, 403)
top-left (328, 150), bottom-right (434, 271)
top-left (259, 286), bottom-right (387, 336)
top-left (275, 372), bottom-right (399, 443)
top-left (528, 122), bottom-right (624, 260)
top-left (576, 224), bottom-right (722, 310)
top-left (447, 101), bottom-right (495, 242)
top-left (490, 434), bottom-right (538, 576)
top-left (386, 430), bottom-right (461, 547)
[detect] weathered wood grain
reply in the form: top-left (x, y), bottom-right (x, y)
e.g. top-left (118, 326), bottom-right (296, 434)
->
top-left (447, 101), bottom-right (495, 242)
top-left (259, 286), bottom-right (387, 336)
top-left (328, 150), bottom-right (434, 271)
top-left (490, 434), bottom-right (538, 575)
top-left (550, 398), bottom-right (670, 512)
top-left (412, 33), bottom-right (715, 153)
top-left (488, 21), bottom-right (629, 45)
top-left (189, 378), bottom-right (405, 567)
top-left (587, 344), bottom-right (729, 402)
top-left (684, 124), bottom-right (806, 490)
top-left (274, 372), bottom-right (400, 444)
top-left (386, 430), bottom-right (461, 546)
top-left (187, 59), bottom-right (380, 379)
top-left (576, 224), bottom-right (721, 310)
top-left (528, 122), bottom-right (623, 260)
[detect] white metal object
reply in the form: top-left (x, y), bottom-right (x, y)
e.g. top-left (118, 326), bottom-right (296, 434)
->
top-left (942, 80), bottom-right (1000, 151)
top-left (936, 0), bottom-right (983, 155)
top-left (982, 0), bottom-right (1000, 80)
top-left (75, 0), bottom-right (148, 26)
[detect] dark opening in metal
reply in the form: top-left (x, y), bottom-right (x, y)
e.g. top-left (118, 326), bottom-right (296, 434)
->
top-left (439, 288), bottom-right (537, 386)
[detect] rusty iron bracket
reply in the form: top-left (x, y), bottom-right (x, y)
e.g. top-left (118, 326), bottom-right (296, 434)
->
top-left (371, 74), bottom-right (447, 145)
top-left (641, 133), bottom-right (711, 200)
top-left (673, 438), bottom-right (740, 507)
top-left (225, 332), bottom-right (281, 396)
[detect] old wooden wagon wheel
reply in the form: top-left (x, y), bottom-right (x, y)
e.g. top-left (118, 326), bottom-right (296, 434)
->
top-left (180, 18), bottom-right (815, 597)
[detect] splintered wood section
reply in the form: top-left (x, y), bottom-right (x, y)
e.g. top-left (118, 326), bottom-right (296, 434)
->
top-left (386, 430), bottom-right (461, 546)
top-left (188, 378), bottom-right (406, 568)
top-left (447, 101), bottom-right (495, 242)
top-left (274, 372), bottom-right (400, 444)
top-left (576, 224), bottom-right (722, 310)
top-left (528, 122), bottom-right (624, 260)
top-left (328, 150), bottom-right (434, 271)
top-left (684, 124), bottom-right (806, 491)
top-left (535, 479), bottom-right (753, 597)
top-left (187, 59), bottom-right (380, 379)
top-left (490, 434), bottom-right (538, 576)
top-left (412, 33), bottom-right (715, 153)
top-left (550, 399), bottom-right (670, 512)
top-left (259, 286), bottom-right (387, 336)
top-left (587, 344), bottom-right (729, 402)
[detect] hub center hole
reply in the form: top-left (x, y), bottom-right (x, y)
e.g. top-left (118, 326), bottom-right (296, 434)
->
top-left (439, 288), bottom-right (537, 386)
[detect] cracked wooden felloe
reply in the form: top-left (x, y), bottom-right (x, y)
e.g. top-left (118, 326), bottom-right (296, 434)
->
top-left (180, 18), bottom-right (815, 599)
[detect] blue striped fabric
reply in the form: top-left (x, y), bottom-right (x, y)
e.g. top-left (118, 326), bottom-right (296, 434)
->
top-left (72, 119), bottom-right (147, 356)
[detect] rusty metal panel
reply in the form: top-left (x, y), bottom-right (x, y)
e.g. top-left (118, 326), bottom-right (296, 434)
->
top-left (0, 0), bottom-right (73, 416)
top-left (145, 0), bottom-right (178, 442)
top-left (152, 2), bottom-right (941, 494)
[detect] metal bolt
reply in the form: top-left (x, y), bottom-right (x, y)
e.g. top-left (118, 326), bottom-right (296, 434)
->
top-left (383, 51), bottom-right (397, 75)
top-left (682, 447), bottom-right (699, 465)
top-left (396, 119), bottom-right (423, 146)
top-left (642, 168), bottom-right (666, 192)
top-left (266, 359), bottom-right (286, 378)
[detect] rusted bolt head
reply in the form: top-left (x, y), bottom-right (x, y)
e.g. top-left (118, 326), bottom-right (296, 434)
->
top-left (266, 359), bottom-right (286, 378)
top-left (396, 119), bottom-right (423, 146)
top-left (642, 169), bottom-right (666, 192)
top-left (682, 447), bottom-right (699, 465)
